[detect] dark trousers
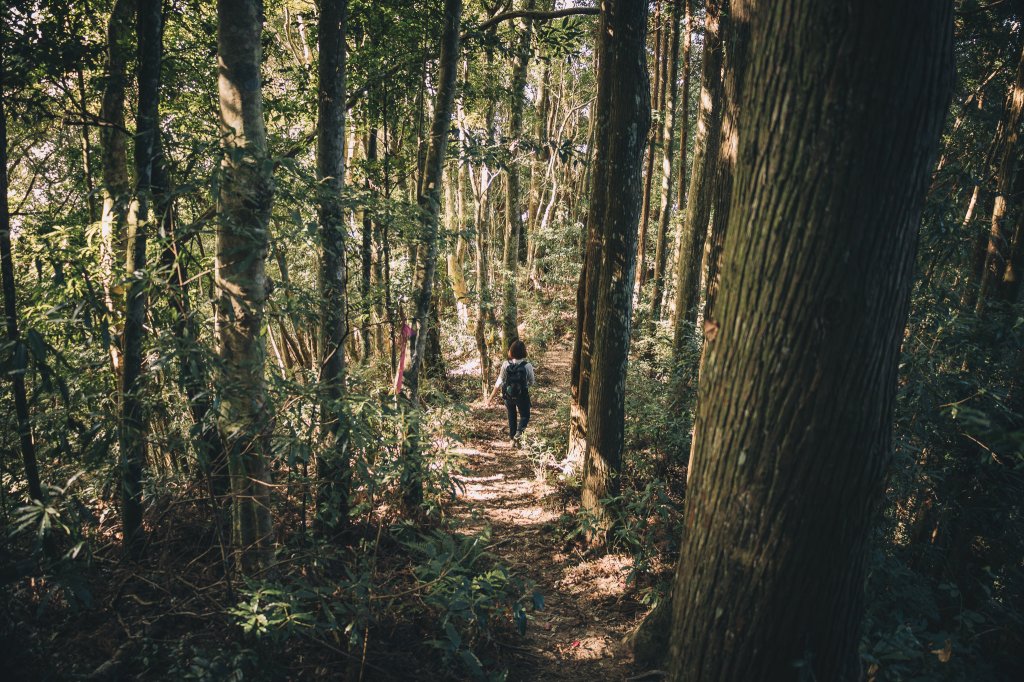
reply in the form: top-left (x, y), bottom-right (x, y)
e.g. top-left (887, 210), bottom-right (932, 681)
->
top-left (504, 393), bottom-right (531, 438)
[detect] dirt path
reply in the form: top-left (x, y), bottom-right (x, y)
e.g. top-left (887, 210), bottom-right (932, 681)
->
top-left (450, 340), bottom-right (645, 681)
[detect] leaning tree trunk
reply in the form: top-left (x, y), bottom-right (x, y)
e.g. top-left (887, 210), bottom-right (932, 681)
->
top-left (670, 0), bottom-right (725, 346)
top-left (400, 0), bottom-right (462, 510)
top-left (314, 0), bottom-right (350, 534)
top-left (119, 0), bottom-right (162, 557)
top-left (666, 1), bottom-right (953, 680)
top-left (649, 0), bottom-right (684, 321)
top-left (501, 3), bottom-right (534, 350)
top-left (0, 54), bottom-right (45, 505)
top-left (215, 0), bottom-right (276, 573)
top-left (580, 0), bottom-right (651, 543)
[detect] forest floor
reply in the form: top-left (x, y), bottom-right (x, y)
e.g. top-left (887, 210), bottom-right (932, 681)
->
top-left (448, 338), bottom-right (648, 681)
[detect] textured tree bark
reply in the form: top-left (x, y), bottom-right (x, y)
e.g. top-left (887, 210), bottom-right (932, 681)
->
top-left (315, 0), bottom-right (350, 534)
top-left (0, 55), bottom-right (45, 505)
top-left (99, 0), bottom-right (135, 377)
top-left (567, 7), bottom-right (617, 471)
top-left (674, 0), bottom-right (693, 215)
top-left (501, 2), bottom-right (534, 350)
top-left (667, 1), bottom-right (953, 679)
top-left (976, 39), bottom-right (1024, 311)
top-left (400, 0), bottom-right (461, 510)
top-left (216, 0), bottom-right (276, 572)
top-left (670, 0), bottom-right (724, 346)
top-left (649, 0), bottom-right (683, 321)
top-left (580, 0), bottom-right (650, 543)
top-left (701, 0), bottom-right (750, 326)
top-left (119, 0), bottom-right (162, 557)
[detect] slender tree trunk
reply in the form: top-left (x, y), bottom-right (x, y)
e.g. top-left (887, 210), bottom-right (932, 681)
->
top-left (649, 0), bottom-right (683, 320)
top-left (99, 0), bottom-right (135, 377)
top-left (580, 0), bottom-right (651, 542)
top-left (674, 2), bottom-right (694, 216)
top-left (400, 0), bottom-right (462, 510)
top-left (976, 40), bottom-right (1024, 311)
top-left (314, 0), bottom-right (350, 533)
top-left (667, 2), bottom-right (953, 679)
top-left (216, 0), bottom-right (275, 572)
top-left (119, 0), bottom-right (162, 557)
top-left (636, 0), bottom-right (666, 293)
top-left (670, 0), bottom-right (724, 346)
top-left (0, 56), bottom-right (45, 505)
top-left (361, 128), bottom-right (376, 363)
top-left (501, 2), bottom-right (534, 349)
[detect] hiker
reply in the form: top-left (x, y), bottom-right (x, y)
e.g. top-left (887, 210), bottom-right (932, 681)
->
top-left (488, 339), bottom-right (535, 443)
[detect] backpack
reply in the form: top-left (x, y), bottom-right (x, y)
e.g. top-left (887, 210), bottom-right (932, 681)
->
top-left (502, 362), bottom-right (528, 401)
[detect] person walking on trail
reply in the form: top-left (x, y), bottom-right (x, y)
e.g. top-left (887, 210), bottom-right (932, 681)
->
top-left (489, 339), bottom-right (535, 444)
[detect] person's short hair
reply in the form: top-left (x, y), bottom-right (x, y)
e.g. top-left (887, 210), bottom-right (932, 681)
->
top-left (508, 339), bottom-right (527, 360)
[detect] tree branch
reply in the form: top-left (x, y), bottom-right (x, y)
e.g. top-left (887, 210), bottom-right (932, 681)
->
top-left (469, 6), bottom-right (599, 35)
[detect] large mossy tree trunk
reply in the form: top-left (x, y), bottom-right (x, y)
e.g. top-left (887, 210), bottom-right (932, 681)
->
top-left (670, 0), bottom-right (725, 346)
top-left (215, 0), bottom-right (276, 573)
top-left (0, 52), bottom-right (45, 505)
top-left (119, 0), bottom-right (162, 557)
top-left (314, 0), bottom-right (351, 534)
top-left (666, 1), bottom-right (953, 679)
top-left (579, 0), bottom-right (651, 543)
top-left (400, 0), bottom-right (461, 511)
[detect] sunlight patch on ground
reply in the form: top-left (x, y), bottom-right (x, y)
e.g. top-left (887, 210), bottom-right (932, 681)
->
top-left (556, 554), bottom-right (633, 599)
top-left (557, 634), bottom-right (615, 661)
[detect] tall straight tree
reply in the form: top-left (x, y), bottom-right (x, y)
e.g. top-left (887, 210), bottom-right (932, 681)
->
top-left (216, 0), bottom-right (275, 572)
top-left (635, 0), bottom-right (665, 293)
top-left (119, 0), bottom-right (162, 556)
top-left (666, 1), bottom-right (953, 679)
top-left (315, 0), bottom-right (350, 532)
top-left (670, 0), bottom-right (725, 344)
top-left (700, 0), bottom-right (751, 326)
top-left (400, 0), bottom-right (462, 509)
top-left (648, 0), bottom-right (683, 320)
top-left (501, 0), bottom-right (535, 349)
top-left (580, 0), bottom-right (650, 541)
top-left (99, 0), bottom-right (134, 375)
top-left (0, 48), bottom-right (44, 505)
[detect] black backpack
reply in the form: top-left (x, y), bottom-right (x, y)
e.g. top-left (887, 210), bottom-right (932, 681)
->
top-left (502, 362), bottom-right (528, 400)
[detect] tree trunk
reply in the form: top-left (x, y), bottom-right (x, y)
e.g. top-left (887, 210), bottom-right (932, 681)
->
top-left (580, 0), bottom-right (651, 543)
top-left (670, 0), bottom-right (724, 346)
top-left (976, 39), bottom-right (1024, 311)
top-left (0, 54), bottom-right (45, 505)
top-left (700, 0), bottom-right (751, 326)
top-left (99, 0), bottom-right (135, 377)
top-left (666, 2), bottom-right (953, 679)
top-left (636, 0), bottom-right (666, 294)
top-left (216, 0), bottom-right (276, 572)
top-left (649, 0), bottom-right (684, 321)
top-left (119, 0), bottom-right (162, 557)
top-left (400, 0), bottom-right (462, 510)
top-left (501, 2), bottom-right (534, 350)
top-left (315, 0), bottom-right (350, 533)
top-left (361, 128), bottom-right (376, 363)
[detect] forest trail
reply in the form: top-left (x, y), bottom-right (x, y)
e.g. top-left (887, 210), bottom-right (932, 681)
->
top-left (450, 340), bottom-right (644, 681)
